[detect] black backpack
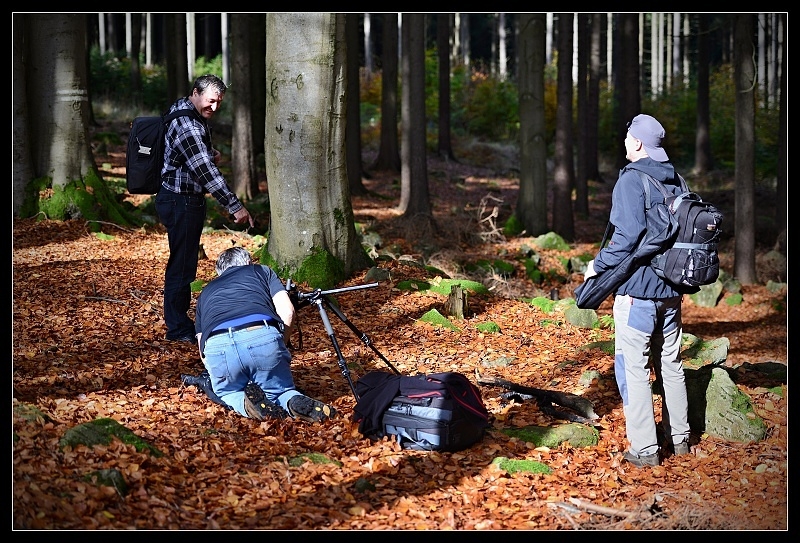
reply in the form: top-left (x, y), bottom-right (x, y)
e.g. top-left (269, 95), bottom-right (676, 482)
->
top-left (575, 168), bottom-right (722, 309)
top-left (125, 109), bottom-right (193, 195)
top-left (637, 171), bottom-right (723, 293)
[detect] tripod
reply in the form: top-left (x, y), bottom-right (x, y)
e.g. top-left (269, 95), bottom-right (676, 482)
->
top-left (287, 279), bottom-right (400, 401)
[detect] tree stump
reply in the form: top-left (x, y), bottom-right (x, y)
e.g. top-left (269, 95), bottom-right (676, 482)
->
top-left (444, 284), bottom-right (468, 319)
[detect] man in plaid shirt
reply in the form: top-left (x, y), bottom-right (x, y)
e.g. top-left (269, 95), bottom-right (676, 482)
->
top-left (155, 74), bottom-right (254, 343)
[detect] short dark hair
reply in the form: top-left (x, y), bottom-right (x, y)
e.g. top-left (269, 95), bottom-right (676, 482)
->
top-left (193, 74), bottom-right (227, 97)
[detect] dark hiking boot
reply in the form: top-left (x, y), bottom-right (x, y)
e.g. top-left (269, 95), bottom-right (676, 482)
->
top-left (181, 371), bottom-right (232, 410)
top-left (287, 394), bottom-right (337, 423)
top-left (244, 382), bottom-right (289, 421)
top-left (168, 334), bottom-right (196, 344)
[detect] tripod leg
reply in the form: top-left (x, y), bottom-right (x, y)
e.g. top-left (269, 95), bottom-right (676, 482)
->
top-left (323, 297), bottom-right (401, 375)
top-left (313, 300), bottom-right (360, 400)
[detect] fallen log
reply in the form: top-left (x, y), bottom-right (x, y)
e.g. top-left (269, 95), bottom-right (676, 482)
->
top-left (475, 371), bottom-right (600, 426)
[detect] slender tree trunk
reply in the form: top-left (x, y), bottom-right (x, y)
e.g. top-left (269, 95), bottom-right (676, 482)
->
top-left (614, 14), bottom-right (640, 170)
top-left (346, 13), bottom-right (367, 195)
top-left (370, 13), bottom-right (400, 173)
top-left (733, 14), bottom-right (758, 284)
top-left (459, 13), bottom-right (470, 69)
top-left (249, 14), bottom-right (267, 197)
top-left (515, 13), bottom-right (548, 237)
top-left (398, 13), bottom-right (432, 222)
top-left (166, 14), bottom-right (189, 103)
top-left (693, 14), bottom-right (713, 174)
top-left (586, 13), bottom-right (603, 184)
top-left (776, 12), bottom-right (787, 238)
top-left (552, 13), bottom-right (575, 241)
top-left (247, 13), bottom-right (268, 171)
top-left (129, 13), bottom-right (142, 104)
top-left (437, 13), bottom-right (455, 161)
top-left (13, 13), bottom-right (32, 217)
top-left (230, 13), bottom-right (256, 200)
top-left (364, 13), bottom-right (373, 81)
top-left (574, 13), bottom-right (589, 216)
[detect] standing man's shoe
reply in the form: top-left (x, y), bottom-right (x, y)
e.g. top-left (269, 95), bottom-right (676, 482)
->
top-left (622, 450), bottom-right (661, 468)
top-left (673, 441), bottom-right (691, 456)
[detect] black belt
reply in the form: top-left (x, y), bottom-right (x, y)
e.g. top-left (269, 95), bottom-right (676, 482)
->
top-left (207, 319), bottom-right (283, 338)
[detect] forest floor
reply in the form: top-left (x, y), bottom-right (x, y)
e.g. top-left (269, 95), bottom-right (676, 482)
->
top-left (12, 120), bottom-right (787, 530)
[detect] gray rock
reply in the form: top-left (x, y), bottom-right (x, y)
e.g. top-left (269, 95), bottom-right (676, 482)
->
top-left (564, 305), bottom-right (599, 329)
top-left (685, 366), bottom-right (767, 443)
top-left (689, 280), bottom-right (724, 307)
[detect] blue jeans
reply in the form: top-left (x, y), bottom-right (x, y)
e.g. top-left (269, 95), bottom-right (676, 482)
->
top-left (202, 324), bottom-right (301, 417)
top-left (613, 294), bottom-right (689, 457)
top-left (155, 188), bottom-right (206, 339)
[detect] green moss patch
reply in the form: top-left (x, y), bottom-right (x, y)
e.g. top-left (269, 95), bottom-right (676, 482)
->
top-left (59, 418), bottom-right (163, 457)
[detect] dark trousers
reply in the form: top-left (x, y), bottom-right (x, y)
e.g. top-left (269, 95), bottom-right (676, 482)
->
top-left (155, 188), bottom-right (206, 339)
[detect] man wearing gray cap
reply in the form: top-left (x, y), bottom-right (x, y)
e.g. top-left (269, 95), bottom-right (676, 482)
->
top-left (583, 114), bottom-right (691, 468)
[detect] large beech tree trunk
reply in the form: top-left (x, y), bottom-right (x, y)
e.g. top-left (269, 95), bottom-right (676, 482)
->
top-left (264, 13), bottom-right (370, 287)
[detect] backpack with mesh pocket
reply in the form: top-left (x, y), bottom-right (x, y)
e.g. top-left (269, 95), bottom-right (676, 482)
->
top-left (637, 171), bottom-right (723, 294)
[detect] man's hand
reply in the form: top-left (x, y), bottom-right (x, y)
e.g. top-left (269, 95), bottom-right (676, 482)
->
top-left (211, 148), bottom-right (221, 165)
top-left (584, 260), bottom-right (597, 280)
top-left (233, 207), bottom-right (255, 228)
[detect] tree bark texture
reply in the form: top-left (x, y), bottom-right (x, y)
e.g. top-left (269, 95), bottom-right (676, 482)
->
top-left (25, 13), bottom-right (95, 190)
top-left (437, 13), bottom-right (454, 160)
top-left (346, 13), bottom-right (367, 196)
top-left (398, 13), bottom-right (431, 218)
top-left (230, 13), bottom-right (257, 200)
top-left (515, 13), bottom-right (548, 237)
top-left (13, 14), bottom-right (32, 217)
top-left (552, 13), bottom-right (575, 241)
top-left (370, 13), bottom-right (400, 173)
top-left (733, 14), bottom-right (758, 285)
top-left (694, 14), bottom-right (713, 174)
top-left (443, 285), bottom-right (467, 320)
top-left (265, 13), bottom-right (369, 281)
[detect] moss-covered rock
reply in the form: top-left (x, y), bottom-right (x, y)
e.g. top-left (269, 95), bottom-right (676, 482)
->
top-left (418, 309), bottom-right (461, 331)
top-left (83, 468), bottom-right (129, 496)
top-left (501, 422), bottom-right (599, 448)
top-left (685, 366), bottom-right (767, 443)
top-left (532, 232), bottom-right (571, 251)
top-left (59, 418), bottom-right (163, 457)
top-left (476, 321), bottom-right (501, 334)
top-left (579, 340), bottom-right (614, 355)
top-left (564, 305), bottom-right (600, 329)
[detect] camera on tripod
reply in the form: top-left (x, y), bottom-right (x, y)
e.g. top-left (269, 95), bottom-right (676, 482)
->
top-left (284, 278), bottom-right (306, 311)
top-left (282, 278), bottom-right (399, 399)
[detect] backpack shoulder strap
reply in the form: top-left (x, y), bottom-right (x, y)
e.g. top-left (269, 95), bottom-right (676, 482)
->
top-left (631, 169), bottom-right (672, 206)
top-left (160, 109), bottom-right (197, 168)
top-left (676, 172), bottom-right (690, 192)
top-left (163, 109), bottom-right (194, 124)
